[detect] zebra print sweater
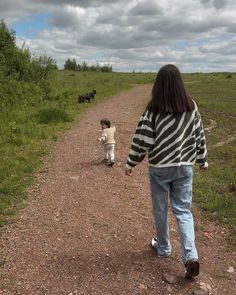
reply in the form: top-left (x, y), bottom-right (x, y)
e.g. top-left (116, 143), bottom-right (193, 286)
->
top-left (126, 101), bottom-right (207, 169)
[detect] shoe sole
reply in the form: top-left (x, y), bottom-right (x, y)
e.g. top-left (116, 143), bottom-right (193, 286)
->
top-left (185, 260), bottom-right (200, 278)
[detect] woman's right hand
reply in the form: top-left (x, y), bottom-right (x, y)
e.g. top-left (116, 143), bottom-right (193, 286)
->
top-left (199, 162), bottom-right (208, 171)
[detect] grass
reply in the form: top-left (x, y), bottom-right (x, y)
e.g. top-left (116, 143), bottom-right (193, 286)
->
top-left (0, 70), bottom-right (235, 245)
top-left (35, 107), bottom-right (73, 124)
top-left (184, 72), bottom-right (236, 243)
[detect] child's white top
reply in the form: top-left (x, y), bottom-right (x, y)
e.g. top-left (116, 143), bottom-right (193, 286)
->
top-left (99, 126), bottom-right (116, 145)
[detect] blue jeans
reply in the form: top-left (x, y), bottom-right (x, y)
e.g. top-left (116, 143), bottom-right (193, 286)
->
top-left (149, 165), bottom-right (198, 263)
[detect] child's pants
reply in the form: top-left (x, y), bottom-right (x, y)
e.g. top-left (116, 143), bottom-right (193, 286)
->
top-left (104, 144), bottom-right (115, 162)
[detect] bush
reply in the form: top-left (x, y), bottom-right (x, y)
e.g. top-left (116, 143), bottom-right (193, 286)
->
top-left (35, 108), bottom-right (73, 124)
top-left (226, 73), bottom-right (232, 79)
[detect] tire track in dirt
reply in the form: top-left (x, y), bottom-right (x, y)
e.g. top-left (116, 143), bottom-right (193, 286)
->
top-left (204, 118), bottom-right (235, 147)
top-left (0, 86), bottom-right (235, 295)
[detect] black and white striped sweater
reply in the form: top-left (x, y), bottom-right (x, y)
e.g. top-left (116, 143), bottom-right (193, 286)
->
top-left (126, 101), bottom-right (207, 169)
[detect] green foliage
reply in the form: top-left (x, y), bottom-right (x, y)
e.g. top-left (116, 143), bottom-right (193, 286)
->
top-left (0, 20), bottom-right (18, 77)
top-left (64, 58), bottom-right (112, 72)
top-left (0, 20), bottom-right (57, 83)
top-left (29, 55), bottom-right (58, 83)
top-left (35, 107), bottom-right (73, 124)
top-left (64, 57), bottom-right (77, 71)
top-left (0, 19), bottom-right (30, 80)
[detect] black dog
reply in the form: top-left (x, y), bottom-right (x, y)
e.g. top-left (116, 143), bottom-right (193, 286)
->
top-left (89, 89), bottom-right (96, 99)
top-left (78, 90), bottom-right (96, 103)
top-left (78, 93), bottom-right (90, 103)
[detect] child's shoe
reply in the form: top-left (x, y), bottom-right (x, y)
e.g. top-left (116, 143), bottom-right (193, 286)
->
top-left (107, 161), bottom-right (115, 167)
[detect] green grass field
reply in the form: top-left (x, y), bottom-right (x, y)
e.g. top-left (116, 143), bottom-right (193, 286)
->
top-left (0, 71), bottom-right (235, 244)
top-left (184, 73), bottom-right (236, 243)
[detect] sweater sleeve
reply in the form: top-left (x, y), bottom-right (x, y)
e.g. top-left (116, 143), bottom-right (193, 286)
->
top-left (126, 110), bottom-right (155, 169)
top-left (195, 110), bottom-right (208, 165)
top-left (99, 130), bottom-right (107, 143)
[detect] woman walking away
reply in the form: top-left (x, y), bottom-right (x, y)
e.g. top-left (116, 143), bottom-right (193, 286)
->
top-left (125, 64), bottom-right (208, 279)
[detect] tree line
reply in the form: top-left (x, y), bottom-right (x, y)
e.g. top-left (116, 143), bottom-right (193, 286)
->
top-left (0, 19), bottom-right (112, 88)
top-left (64, 58), bottom-right (113, 72)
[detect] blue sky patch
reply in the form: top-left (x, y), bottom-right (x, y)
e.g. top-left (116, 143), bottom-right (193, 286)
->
top-left (11, 13), bottom-right (50, 38)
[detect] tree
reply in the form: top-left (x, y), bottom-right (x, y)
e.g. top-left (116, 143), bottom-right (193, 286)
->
top-left (0, 19), bottom-right (57, 82)
top-left (81, 61), bottom-right (88, 71)
top-left (64, 58), bottom-right (77, 71)
top-left (0, 19), bottom-right (24, 78)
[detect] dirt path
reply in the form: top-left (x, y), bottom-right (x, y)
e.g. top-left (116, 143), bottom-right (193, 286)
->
top-left (0, 86), bottom-right (235, 295)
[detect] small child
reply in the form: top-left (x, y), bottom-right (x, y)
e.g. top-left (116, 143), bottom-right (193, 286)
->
top-left (98, 118), bottom-right (116, 166)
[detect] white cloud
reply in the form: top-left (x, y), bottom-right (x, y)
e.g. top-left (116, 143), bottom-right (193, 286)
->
top-left (2, 0), bottom-right (236, 72)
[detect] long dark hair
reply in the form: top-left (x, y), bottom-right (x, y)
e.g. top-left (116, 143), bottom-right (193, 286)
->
top-left (147, 64), bottom-right (194, 114)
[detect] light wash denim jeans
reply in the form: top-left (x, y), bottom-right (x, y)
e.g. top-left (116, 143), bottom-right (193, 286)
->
top-left (149, 165), bottom-right (198, 263)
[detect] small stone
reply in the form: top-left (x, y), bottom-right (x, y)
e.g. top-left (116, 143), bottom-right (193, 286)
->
top-left (162, 273), bottom-right (178, 284)
top-left (227, 266), bottom-right (234, 273)
top-left (138, 283), bottom-right (148, 290)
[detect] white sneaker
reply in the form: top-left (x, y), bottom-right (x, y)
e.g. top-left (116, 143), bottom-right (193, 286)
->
top-left (150, 238), bottom-right (171, 258)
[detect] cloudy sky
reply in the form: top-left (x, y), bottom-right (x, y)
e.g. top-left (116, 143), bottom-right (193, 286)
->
top-left (1, 0), bottom-right (236, 72)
